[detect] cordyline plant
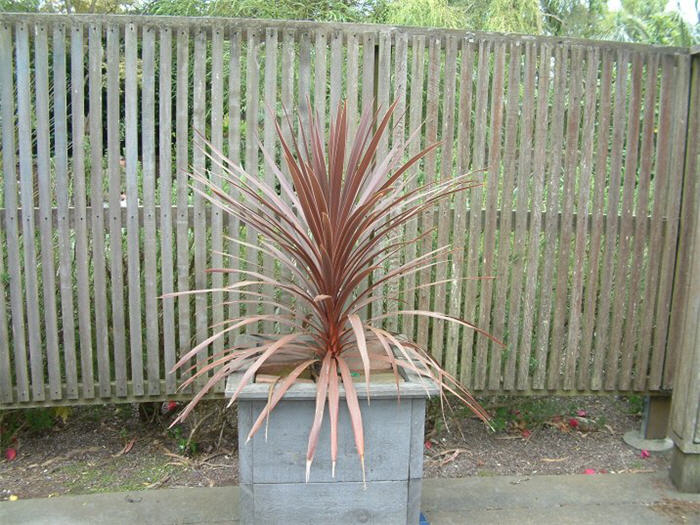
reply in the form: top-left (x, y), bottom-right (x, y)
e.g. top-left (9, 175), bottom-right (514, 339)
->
top-left (167, 100), bottom-right (501, 484)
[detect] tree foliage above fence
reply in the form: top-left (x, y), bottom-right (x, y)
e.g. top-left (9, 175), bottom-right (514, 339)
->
top-left (0, 14), bottom-right (693, 407)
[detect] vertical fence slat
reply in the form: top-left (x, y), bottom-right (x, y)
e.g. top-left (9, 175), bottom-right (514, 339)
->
top-left (159, 27), bottom-right (176, 394)
top-left (330, 29), bottom-right (342, 113)
top-left (0, 22), bottom-right (28, 402)
top-left (280, 29), bottom-right (294, 173)
top-left (564, 47), bottom-right (599, 390)
top-left (176, 27), bottom-right (191, 384)
top-left (653, 54), bottom-right (690, 390)
top-left (125, 22), bottom-right (144, 396)
top-left (261, 28), bottom-right (277, 332)
top-left (141, 25), bottom-right (160, 396)
top-left (226, 28), bottom-right (241, 347)
top-left (346, 32), bottom-right (359, 146)
top-left (298, 31), bottom-right (311, 134)
top-left (372, 30), bottom-right (392, 326)
top-left (17, 22), bottom-right (45, 401)
top-left (387, 31), bottom-right (407, 334)
top-left (613, 53), bottom-right (643, 390)
top-left (493, 42), bottom-right (521, 389)
top-left (582, 51), bottom-right (613, 390)
top-left (600, 51), bottom-right (629, 391)
top-left (430, 36), bottom-right (458, 366)
top-left (477, 41), bottom-right (505, 391)
top-left (210, 26), bottom-right (224, 378)
top-left (521, 43), bottom-right (551, 390)
top-left (106, 24), bottom-right (126, 397)
top-left (629, 54), bottom-right (660, 391)
top-left (461, 41), bottom-right (490, 386)
top-left (416, 36), bottom-right (440, 351)
top-left (244, 29), bottom-right (260, 335)
top-left (548, 46), bottom-right (582, 391)
top-left (35, 24), bottom-right (62, 399)
top-left (511, 43), bottom-right (537, 389)
top-left (401, 35), bottom-right (425, 344)
top-left (88, 23), bottom-right (111, 398)
top-left (53, 23), bottom-right (78, 399)
top-left (193, 27), bottom-right (208, 379)
top-left (533, 45), bottom-right (566, 390)
top-left (314, 29), bottom-right (327, 137)
top-left (445, 38), bottom-right (473, 377)
top-left (0, 25), bottom-right (13, 402)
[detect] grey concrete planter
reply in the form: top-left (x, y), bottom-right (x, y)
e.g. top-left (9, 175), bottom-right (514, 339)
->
top-left (226, 361), bottom-right (437, 525)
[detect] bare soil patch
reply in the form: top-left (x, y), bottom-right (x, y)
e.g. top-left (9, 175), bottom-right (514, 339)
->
top-left (0, 395), bottom-right (670, 501)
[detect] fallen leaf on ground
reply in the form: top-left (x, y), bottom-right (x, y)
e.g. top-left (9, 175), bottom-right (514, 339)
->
top-left (113, 438), bottom-right (136, 457)
top-left (542, 457), bottom-right (569, 463)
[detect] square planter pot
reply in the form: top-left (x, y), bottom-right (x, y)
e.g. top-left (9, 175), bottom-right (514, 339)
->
top-left (226, 354), bottom-right (437, 525)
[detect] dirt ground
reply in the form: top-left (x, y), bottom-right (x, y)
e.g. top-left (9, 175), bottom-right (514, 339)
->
top-left (0, 395), bottom-right (671, 501)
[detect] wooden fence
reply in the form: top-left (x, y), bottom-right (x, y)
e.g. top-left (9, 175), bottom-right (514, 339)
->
top-left (0, 14), bottom-right (694, 407)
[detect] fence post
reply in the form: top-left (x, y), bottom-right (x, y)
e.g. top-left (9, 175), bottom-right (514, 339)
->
top-left (668, 46), bottom-right (700, 493)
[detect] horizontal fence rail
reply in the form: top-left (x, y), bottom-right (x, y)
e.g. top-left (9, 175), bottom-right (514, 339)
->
top-left (0, 14), bottom-right (693, 406)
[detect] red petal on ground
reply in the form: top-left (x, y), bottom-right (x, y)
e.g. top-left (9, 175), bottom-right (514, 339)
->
top-left (583, 468), bottom-right (596, 475)
top-left (424, 440), bottom-right (432, 450)
top-left (640, 449), bottom-right (650, 459)
top-left (577, 410), bottom-right (587, 417)
top-left (568, 418), bottom-right (579, 428)
top-left (5, 448), bottom-right (17, 461)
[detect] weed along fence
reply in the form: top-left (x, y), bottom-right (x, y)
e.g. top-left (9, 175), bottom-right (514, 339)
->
top-left (0, 13), bottom-right (695, 407)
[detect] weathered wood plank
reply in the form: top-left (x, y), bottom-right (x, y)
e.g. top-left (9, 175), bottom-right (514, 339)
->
top-left (430, 36), bottom-right (458, 366)
top-left (193, 27), bottom-right (208, 380)
top-left (460, 40), bottom-right (490, 387)
top-left (476, 40), bottom-right (504, 390)
top-left (652, 54), bottom-right (690, 390)
top-left (519, 43), bottom-right (551, 390)
top-left (581, 51), bottom-right (613, 390)
top-left (35, 23), bottom-right (61, 400)
top-left (387, 31), bottom-right (407, 334)
top-left (159, 27), bottom-right (176, 395)
top-left (51, 23), bottom-right (78, 400)
top-left (372, 30), bottom-right (392, 327)
top-left (511, 42), bottom-right (536, 389)
top-left (548, 45), bottom-right (582, 391)
top-left (142, 25), bottom-right (160, 396)
top-left (346, 32), bottom-right (359, 150)
top-left (493, 41), bottom-right (521, 388)
top-left (532, 45), bottom-right (566, 390)
top-left (314, 29), bottom-right (327, 139)
top-left (599, 51), bottom-right (629, 391)
top-left (445, 38), bottom-right (474, 377)
top-left (416, 36), bottom-right (440, 352)
top-left (629, 55), bottom-right (660, 391)
top-left (125, 22), bottom-right (144, 395)
top-left (106, 23), bottom-right (127, 397)
top-left (329, 29), bottom-right (342, 113)
top-left (564, 47), bottom-right (599, 390)
top-left (401, 35), bottom-right (425, 345)
top-left (210, 27), bottom-right (225, 366)
top-left (17, 22), bottom-right (45, 401)
top-left (226, 28), bottom-right (242, 347)
top-left (261, 27), bottom-right (278, 333)
top-left (1, 23), bottom-right (28, 403)
top-left (612, 53), bottom-right (643, 391)
top-left (89, 22), bottom-right (111, 398)
top-left (175, 27), bottom-right (192, 383)
top-left (244, 29), bottom-right (261, 334)
top-left (297, 31), bottom-right (311, 135)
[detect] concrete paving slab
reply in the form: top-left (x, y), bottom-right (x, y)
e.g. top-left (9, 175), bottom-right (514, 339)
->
top-left (1, 472), bottom-right (699, 525)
